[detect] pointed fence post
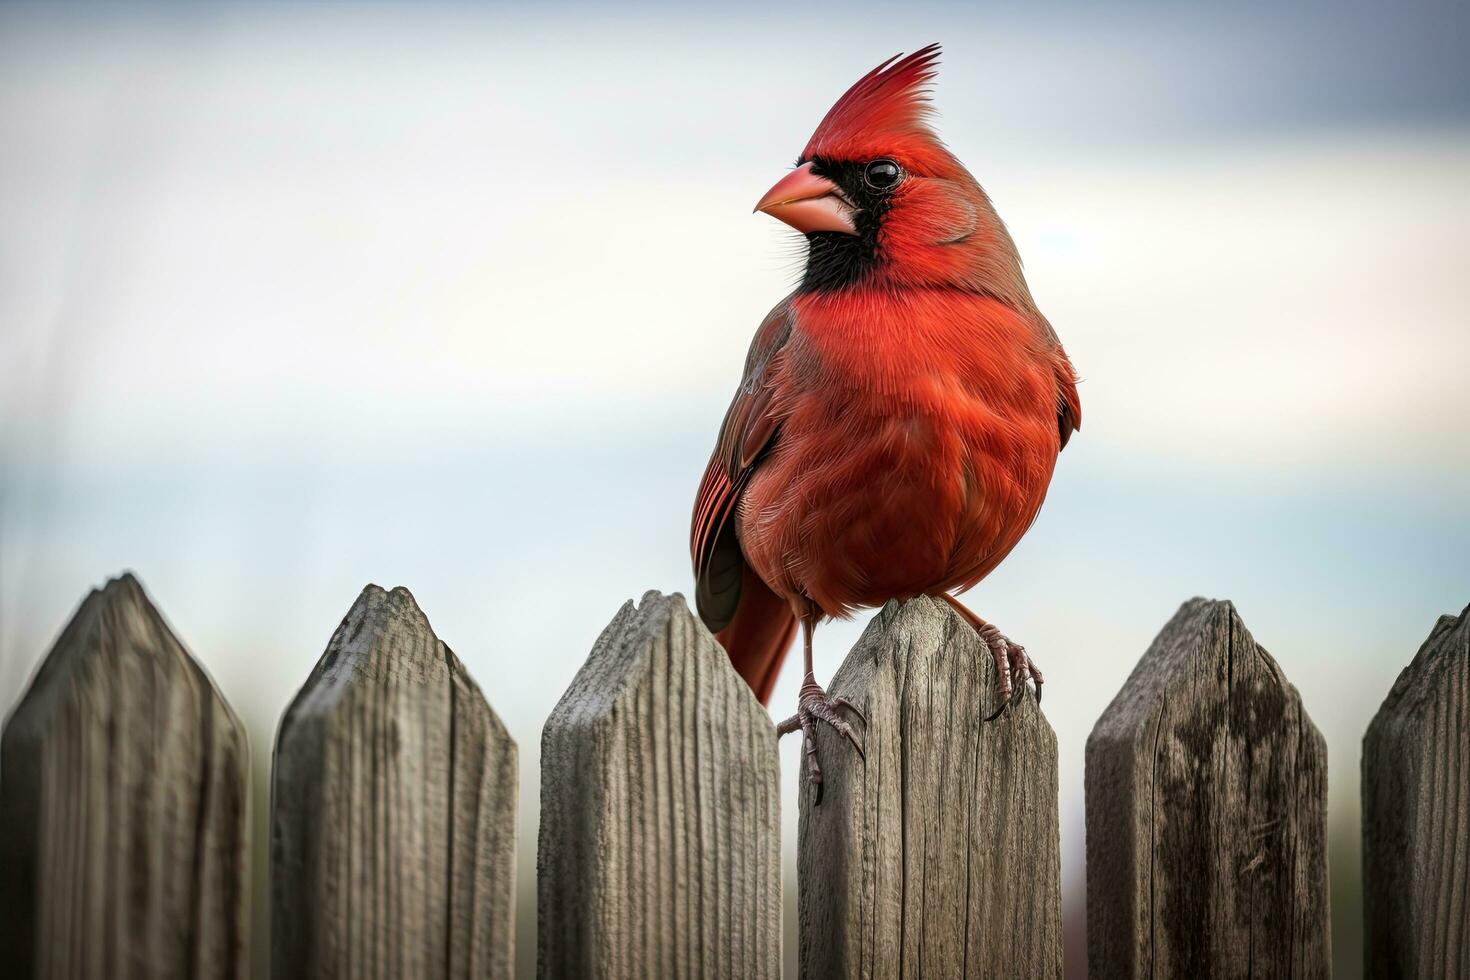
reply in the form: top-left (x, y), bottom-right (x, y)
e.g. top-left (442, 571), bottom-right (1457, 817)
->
top-left (797, 597), bottom-right (1063, 979)
top-left (537, 591), bottom-right (782, 979)
top-left (1363, 603), bottom-right (1470, 977)
top-left (0, 572), bottom-right (249, 979)
top-left (271, 584), bottom-right (518, 979)
top-left (1085, 598), bottom-right (1329, 978)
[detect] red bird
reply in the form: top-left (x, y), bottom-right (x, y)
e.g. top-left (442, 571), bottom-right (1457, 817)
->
top-left (691, 45), bottom-right (1080, 789)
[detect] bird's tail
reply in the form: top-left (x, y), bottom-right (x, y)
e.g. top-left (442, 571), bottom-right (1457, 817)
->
top-left (715, 565), bottom-right (796, 705)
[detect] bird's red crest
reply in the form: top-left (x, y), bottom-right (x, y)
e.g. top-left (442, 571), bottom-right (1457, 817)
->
top-left (803, 44), bottom-right (943, 163)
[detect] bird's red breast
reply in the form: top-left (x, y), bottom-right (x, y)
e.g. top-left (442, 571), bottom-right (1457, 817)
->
top-left (736, 287), bottom-right (1068, 620)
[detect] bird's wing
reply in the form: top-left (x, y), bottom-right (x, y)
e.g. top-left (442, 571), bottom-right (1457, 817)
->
top-left (1031, 311), bottom-right (1082, 451)
top-left (691, 301), bottom-right (794, 630)
top-left (1056, 359), bottom-right (1082, 450)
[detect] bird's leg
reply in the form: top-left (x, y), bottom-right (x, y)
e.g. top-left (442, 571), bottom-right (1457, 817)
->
top-left (775, 614), bottom-right (864, 805)
top-left (939, 594), bottom-right (1045, 720)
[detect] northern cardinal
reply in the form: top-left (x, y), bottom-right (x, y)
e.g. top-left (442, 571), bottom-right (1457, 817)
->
top-left (691, 45), bottom-right (1080, 791)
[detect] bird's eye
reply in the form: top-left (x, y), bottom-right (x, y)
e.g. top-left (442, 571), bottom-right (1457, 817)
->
top-left (864, 159), bottom-right (903, 191)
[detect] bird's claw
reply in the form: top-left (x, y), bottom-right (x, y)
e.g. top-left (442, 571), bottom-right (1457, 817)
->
top-left (776, 676), bottom-right (865, 805)
top-left (977, 623), bottom-right (1045, 721)
top-left (983, 684), bottom-right (1028, 723)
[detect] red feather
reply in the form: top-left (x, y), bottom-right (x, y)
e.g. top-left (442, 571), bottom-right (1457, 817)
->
top-left (804, 43), bottom-right (942, 157)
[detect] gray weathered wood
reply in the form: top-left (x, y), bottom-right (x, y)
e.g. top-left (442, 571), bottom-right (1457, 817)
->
top-left (1362, 602), bottom-right (1470, 977)
top-left (271, 584), bottom-right (517, 979)
top-left (0, 572), bottom-right (249, 979)
top-left (798, 596), bottom-right (1063, 979)
top-left (1085, 597), bottom-right (1329, 978)
top-left (537, 590), bottom-right (781, 979)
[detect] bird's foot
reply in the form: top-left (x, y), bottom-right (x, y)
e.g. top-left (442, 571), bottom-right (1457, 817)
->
top-left (940, 595), bottom-right (1045, 718)
top-left (976, 622), bottom-right (1044, 721)
top-left (776, 674), bottom-right (865, 805)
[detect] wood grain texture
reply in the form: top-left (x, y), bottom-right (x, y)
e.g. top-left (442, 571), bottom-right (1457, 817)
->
top-left (537, 591), bottom-right (781, 980)
top-left (1085, 597), bottom-right (1329, 979)
top-left (797, 596), bottom-right (1062, 980)
top-left (271, 584), bottom-right (517, 979)
top-left (0, 572), bottom-right (249, 979)
top-left (1363, 602), bottom-right (1470, 978)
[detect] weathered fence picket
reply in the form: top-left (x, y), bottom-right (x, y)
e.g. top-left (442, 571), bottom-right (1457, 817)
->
top-left (1363, 603), bottom-right (1470, 977)
top-left (1085, 597), bottom-right (1330, 978)
top-left (271, 584), bottom-right (518, 980)
top-left (0, 573), bottom-right (249, 980)
top-left (797, 596), bottom-right (1064, 979)
top-left (537, 591), bottom-right (782, 980)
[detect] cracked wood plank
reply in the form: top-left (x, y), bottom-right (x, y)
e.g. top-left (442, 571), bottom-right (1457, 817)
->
top-left (797, 596), bottom-right (1063, 979)
top-left (0, 573), bottom-right (249, 979)
top-left (1085, 597), bottom-right (1329, 978)
top-left (271, 584), bottom-right (517, 979)
top-left (1363, 602), bottom-right (1470, 977)
top-left (537, 591), bottom-right (781, 979)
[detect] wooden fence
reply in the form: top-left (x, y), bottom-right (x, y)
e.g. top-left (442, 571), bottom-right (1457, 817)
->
top-left (0, 572), bottom-right (1465, 978)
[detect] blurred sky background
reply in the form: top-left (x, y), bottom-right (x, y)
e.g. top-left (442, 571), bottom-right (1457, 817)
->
top-left (2, 2), bottom-right (1467, 977)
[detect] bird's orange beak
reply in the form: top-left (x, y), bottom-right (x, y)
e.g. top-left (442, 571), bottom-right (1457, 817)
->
top-left (754, 162), bottom-right (858, 235)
